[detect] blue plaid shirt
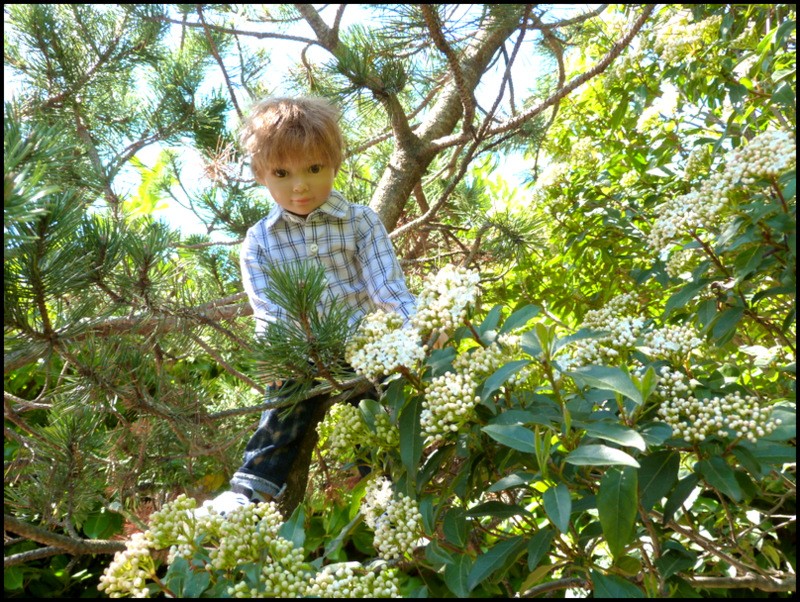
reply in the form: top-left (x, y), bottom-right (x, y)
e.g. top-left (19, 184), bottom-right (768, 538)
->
top-left (240, 190), bottom-right (416, 334)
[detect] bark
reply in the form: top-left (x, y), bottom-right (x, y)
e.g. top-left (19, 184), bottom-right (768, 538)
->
top-left (370, 7), bottom-right (526, 231)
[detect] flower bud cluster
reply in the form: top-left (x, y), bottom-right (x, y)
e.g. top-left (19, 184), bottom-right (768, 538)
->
top-left (306, 563), bottom-right (400, 598)
top-left (722, 130), bottom-right (796, 185)
top-left (320, 402), bottom-right (369, 459)
top-left (653, 13), bottom-right (722, 64)
top-left (100, 493), bottom-right (406, 599)
top-left (411, 264), bottom-right (480, 335)
top-left (422, 336), bottom-right (524, 441)
top-left (649, 130), bottom-right (795, 252)
top-left (561, 315), bottom-right (645, 371)
top-left (420, 370), bottom-right (481, 442)
top-left (657, 371), bottom-right (781, 443)
top-left (98, 532), bottom-right (155, 598)
top-left (319, 402), bottom-right (399, 464)
top-left (209, 502), bottom-right (286, 571)
top-left (641, 323), bottom-right (703, 360)
top-left (346, 310), bottom-right (424, 380)
top-left (647, 181), bottom-right (728, 251)
top-left (361, 477), bottom-right (422, 560)
top-left (228, 536), bottom-right (310, 598)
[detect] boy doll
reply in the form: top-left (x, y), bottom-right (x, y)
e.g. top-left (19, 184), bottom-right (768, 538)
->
top-left (200, 97), bottom-right (416, 514)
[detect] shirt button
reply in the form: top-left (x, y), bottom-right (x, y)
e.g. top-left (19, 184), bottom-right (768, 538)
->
top-left (308, 243), bottom-right (318, 256)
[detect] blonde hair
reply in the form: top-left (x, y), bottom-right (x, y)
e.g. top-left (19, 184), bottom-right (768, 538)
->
top-left (239, 96), bottom-right (344, 183)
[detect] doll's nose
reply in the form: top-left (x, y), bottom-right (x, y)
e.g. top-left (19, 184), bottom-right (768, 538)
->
top-left (293, 179), bottom-right (309, 192)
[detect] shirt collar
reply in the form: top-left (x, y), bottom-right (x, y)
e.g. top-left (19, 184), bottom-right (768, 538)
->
top-left (263, 190), bottom-right (349, 228)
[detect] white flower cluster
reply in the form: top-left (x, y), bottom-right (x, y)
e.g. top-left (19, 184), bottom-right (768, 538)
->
top-left (656, 368), bottom-right (781, 443)
top-left (321, 402), bottom-right (369, 459)
top-left (649, 130), bottom-right (796, 252)
top-left (420, 371), bottom-right (481, 442)
top-left (653, 13), bottom-right (722, 64)
top-left (101, 494), bottom-right (405, 598)
top-left (318, 402), bottom-right (399, 464)
top-left (306, 562), bottom-right (400, 598)
top-left (98, 532), bottom-right (155, 598)
top-left (640, 323), bottom-right (703, 360)
top-left (647, 181), bottom-right (728, 251)
top-left (346, 310), bottom-right (424, 380)
top-left (421, 336), bottom-right (523, 442)
top-left (560, 295), bottom-right (645, 371)
top-left (722, 130), bottom-right (796, 185)
top-left (411, 264), bottom-right (481, 335)
top-left (361, 477), bottom-right (423, 560)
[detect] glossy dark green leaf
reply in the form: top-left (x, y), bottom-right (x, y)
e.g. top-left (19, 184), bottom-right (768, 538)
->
top-left (467, 536), bottom-right (526, 591)
top-left (444, 554), bottom-right (472, 598)
top-left (527, 528), bottom-right (555, 571)
top-left (481, 359), bottom-right (531, 402)
top-left (278, 503), bottom-right (306, 549)
top-left (399, 396), bottom-right (423, 481)
top-left (567, 365), bottom-right (643, 405)
top-left (582, 421), bottom-right (646, 451)
top-left (543, 483), bottom-right (571, 534)
top-left (482, 423), bottom-right (535, 452)
top-left (697, 457), bottom-right (743, 502)
top-left (499, 303), bottom-right (540, 334)
top-left (590, 570), bottom-right (644, 598)
top-left (597, 467), bottom-right (638, 558)
top-left (638, 450), bottom-right (679, 511)
top-left (565, 444), bottom-right (640, 468)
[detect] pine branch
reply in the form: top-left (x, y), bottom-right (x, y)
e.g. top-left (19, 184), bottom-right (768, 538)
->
top-left (4, 514), bottom-right (126, 560)
top-left (4, 294), bottom-right (251, 374)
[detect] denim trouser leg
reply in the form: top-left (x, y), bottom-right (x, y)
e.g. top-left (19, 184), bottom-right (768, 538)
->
top-left (230, 387), bottom-right (318, 499)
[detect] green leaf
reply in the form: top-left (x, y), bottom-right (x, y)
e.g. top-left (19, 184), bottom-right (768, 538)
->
top-left (4, 566), bottom-right (24, 591)
top-left (487, 471), bottom-right (536, 493)
top-left (82, 510), bottom-right (123, 539)
top-left (655, 549), bottom-right (697, 580)
top-left (182, 570), bottom-right (212, 598)
top-left (597, 467), bottom-right (638, 559)
top-left (567, 366), bottom-right (643, 405)
top-left (543, 483), bottom-right (571, 534)
top-left (481, 359), bottom-right (531, 402)
top-left (444, 554), bottom-right (472, 598)
top-left (663, 474), bottom-right (699, 524)
top-left (466, 500), bottom-right (530, 519)
top-left (697, 457), bottom-right (743, 502)
top-left (711, 306), bottom-right (745, 342)
top-left (664, 280), bottom-right (710, 317)
top-left (443, 508), bottom-right (468, 547)
top-left (278, 504), bottom-right (305, 549)
top-left (467, 536), bottom-right (526, 591)
top-left (581, 421), bottom-right (646, 451)
top-left (590, 570), bottom-right (644, 598)
top-left (565, 444), bottom-right (640, 468)
top-left (478, 304), bottom-right (504, 335)
top-left (527, 528), bottom-right (555, 571)
top-left (499, 304), bottom-right (540, 334)
top-left (399, 396), bottom-right (423, 482)
top-left (638, 451), bottom-right (679, 512)
top-left (482, 423), bottom-right (535, 453)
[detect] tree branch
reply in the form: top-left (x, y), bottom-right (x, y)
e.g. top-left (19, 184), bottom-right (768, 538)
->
top-left (4, 514), bottom-right (126, 560)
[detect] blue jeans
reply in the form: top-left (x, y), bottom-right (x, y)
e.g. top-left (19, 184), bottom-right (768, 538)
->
top-left (230, 383), bottom-right (326, 499)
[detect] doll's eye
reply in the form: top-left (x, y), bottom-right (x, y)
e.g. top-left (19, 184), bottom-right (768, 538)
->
top-left (309, 164), bottom-right (323, 174)
top-left (272, 169), bottom-right (288, 178)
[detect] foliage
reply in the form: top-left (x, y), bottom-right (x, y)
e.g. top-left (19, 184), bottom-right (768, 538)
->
top-left (4, 3), bottom-right (796, 598)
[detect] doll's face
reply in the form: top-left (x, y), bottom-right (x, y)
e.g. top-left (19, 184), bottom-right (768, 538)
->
top-left (261, 157), bottom-right (335, 217)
